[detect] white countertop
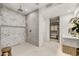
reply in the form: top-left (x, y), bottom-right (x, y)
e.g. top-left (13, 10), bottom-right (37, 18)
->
top-left (62, 35), bottom-right (79, 40)
top-left (62, 35), bottom-right (79, 48)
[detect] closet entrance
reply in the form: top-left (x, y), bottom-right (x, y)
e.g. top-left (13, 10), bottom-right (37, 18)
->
top-left (50, 16), bottom-right (59, 41)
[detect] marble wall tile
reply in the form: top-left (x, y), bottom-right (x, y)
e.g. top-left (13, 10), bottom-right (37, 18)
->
top-left (0, 7), bottom-right (26, 48)
top-left (1, 27), bottom-right (26, 48)
top-left (1, 7), bottom-right (26, 26)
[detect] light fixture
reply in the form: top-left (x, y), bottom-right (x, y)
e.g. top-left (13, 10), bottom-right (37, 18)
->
top-left (46, 3), bottom-right (53, 8)
top-left (18, 4), bottom-right (23, 12)
top-left (35, 3), bottom-right (39, 5)
top-left (25, 9), bottom-right (28, 11)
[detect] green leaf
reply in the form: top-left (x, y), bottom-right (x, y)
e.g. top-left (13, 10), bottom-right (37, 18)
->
top-left (76, 29), bottom-right (79, 33)
top-left (76, 23), bottom-right (79, 28)
top-left (72, 26), bottom-right (77, 31)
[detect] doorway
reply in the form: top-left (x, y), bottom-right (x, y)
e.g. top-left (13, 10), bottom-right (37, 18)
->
top-left (50, 16), bottom-right (59, 42)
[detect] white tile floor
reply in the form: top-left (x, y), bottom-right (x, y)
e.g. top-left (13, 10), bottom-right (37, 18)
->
top-left (12, 40), bottom-right (70, 56)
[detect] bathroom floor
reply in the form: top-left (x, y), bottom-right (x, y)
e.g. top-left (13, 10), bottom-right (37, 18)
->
top-left (12, 40), bottom-right (70, 56)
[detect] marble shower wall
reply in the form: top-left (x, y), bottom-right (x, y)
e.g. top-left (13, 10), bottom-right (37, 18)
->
top-left (1, 27), bottom-right (26, 47)
top-left (0, 7), bottom-right (26, 48)
top-left (1, 7), bottom-right (26, 26)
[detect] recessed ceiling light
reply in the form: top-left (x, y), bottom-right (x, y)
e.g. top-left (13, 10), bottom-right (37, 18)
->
top-left (25, 9), bottom-right (28, 11)
top-left (18, 4), bottom-right (23, 12)
top-left (35, 3), bottom-right (39, 5)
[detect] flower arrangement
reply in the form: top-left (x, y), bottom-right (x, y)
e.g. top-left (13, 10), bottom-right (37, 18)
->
top-left (68, 17), bottom-right (79, 37)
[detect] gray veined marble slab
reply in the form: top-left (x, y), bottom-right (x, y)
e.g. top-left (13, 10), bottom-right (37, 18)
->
top-left (1, 27), bottom-right (26, 48)
top-left (0, 7), bottom-right (26, 48)
top-left (1, 7), bottom-right (26, 26)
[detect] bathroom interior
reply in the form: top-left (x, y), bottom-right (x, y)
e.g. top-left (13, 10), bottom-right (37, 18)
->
top-left (0, 3), bottom-right (79, 56)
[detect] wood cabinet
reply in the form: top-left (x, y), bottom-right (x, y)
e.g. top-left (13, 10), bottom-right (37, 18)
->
top-left (62, 44), bottom-right (79, 56)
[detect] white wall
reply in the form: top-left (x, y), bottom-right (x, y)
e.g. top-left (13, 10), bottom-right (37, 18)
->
top-left (39, 8), bottom-right (50, 46)
top-left (39, 13), bottom-right (45, 46)
top-left (26, 10), bottom-right (39, 46)
top-left (0, 7), bottom-right (26, 48)
top-left (60, 13), bottom-right (74, 41)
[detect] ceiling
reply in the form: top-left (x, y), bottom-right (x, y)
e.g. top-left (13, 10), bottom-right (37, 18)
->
top-left (41, 3), bottom-right (79, 18)
top-left (2, 3), bottom-right (50, 15)
top-left (2, 3), bottom-right (61, 15)
top-left (1, 3), bottom-right (75, 17)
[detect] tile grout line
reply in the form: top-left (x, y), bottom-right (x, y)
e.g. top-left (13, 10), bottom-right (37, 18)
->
top-left (1, 25), bottom-right (26, 28)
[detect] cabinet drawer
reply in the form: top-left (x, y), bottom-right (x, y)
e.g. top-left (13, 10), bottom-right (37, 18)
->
top-left (62, 45), bottom-right (76, 56)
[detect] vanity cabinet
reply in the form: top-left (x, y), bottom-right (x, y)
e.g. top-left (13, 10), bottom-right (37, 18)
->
top-left (62, 36), bottom-right (79, 56)
top-left (62, 44), bottom-right (79, 56)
